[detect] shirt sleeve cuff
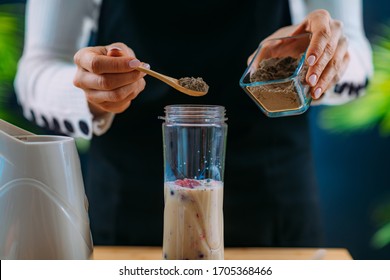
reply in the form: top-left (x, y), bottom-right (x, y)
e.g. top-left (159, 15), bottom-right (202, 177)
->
top-left (92, 112), bottom-right (115, 136)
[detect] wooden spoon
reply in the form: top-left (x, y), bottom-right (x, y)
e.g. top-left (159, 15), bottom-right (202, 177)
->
top-left (107, 48), bottom-right (207, 96)
top-left (136, 65), bottom-right (208, 97)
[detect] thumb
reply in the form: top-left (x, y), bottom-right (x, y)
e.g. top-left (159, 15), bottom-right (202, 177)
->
top-left (106, 42), bottom-right (136, 57)
top-left (107, 45), bottom-right (135, 58)
top-left (291, 22), bottom-right (308, 37)
top-left (106, 44), bottom-right (143, 69)
top-left (107, 46), bottom-right (124, 57)
top-left (106, 43), bottom-right (150, 70)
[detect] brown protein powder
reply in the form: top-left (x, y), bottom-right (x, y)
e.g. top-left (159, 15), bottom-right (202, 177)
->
top-left (249, 56), bottom-right (308, 112)
top-left (178, 77), bottom-right (209, 93)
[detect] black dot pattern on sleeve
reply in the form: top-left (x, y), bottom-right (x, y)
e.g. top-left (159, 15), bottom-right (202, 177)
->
top-left (64, 120), bottom-right (74, 133)
top-left (334, 78), bottom-right (369, 96)
top-left (41, 115), bottom-right (50, 129)
top-left (79, 120), bottom-right (89, 136)
top-left (29, 109), bottom-right (36, 123)
top-left (52, 118), bottom-right (61, 132)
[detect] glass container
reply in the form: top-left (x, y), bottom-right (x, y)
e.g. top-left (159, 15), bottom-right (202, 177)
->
top-left (240, 33), bottom-right (312, 117)
top-left (160, 104), bottom-right (227, 260)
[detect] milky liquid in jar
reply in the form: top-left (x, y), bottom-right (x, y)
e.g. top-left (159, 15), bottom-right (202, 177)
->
top-left (163, 179), bottom-right (223, 260)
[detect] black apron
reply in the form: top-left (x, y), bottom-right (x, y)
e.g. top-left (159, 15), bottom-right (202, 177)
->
top-left (86, 0), bottom-right (323, 246)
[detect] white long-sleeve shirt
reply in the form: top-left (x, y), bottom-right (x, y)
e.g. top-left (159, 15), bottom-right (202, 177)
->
top-left (14, 0), bottom-right (373, 139)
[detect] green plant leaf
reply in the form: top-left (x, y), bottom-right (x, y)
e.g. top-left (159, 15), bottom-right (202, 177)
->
top-left (76, 138), bottom-right (91, 153)
top-left (371, 222), bottom-right (390, 249)
top-left (0, 12), bottom-right (23, 81)
top-left (319, 92), bottom-right (390, 134)
top-left (319, 22), bottom-right (390, 135)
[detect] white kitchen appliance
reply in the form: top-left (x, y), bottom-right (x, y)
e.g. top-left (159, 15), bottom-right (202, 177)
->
top-left (0, 119), bottom-right (93, 259)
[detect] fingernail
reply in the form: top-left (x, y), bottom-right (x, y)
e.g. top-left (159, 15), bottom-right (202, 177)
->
top-left (314, 87), bottom-right (322, 99)
top-left (307, 55), bottom-right (316, 66)
top-left (142, 63), bottom-right (151, 69)
top-left (308, 74), bottom-right (317, 86)
top-left (129, 59), bottom-right (141, 68)
top-left (108, 47), bottom-right (122, 57)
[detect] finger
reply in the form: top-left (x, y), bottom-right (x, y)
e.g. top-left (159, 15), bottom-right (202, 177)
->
top-left (248, 40), bottom-right (281, 73)
top-left (97, 84), bottom-right (145, 114)
top-left (247, 50), bottom-right (256, 66)
top-left (106, 42), bottom-right (136, 57)
top-left (312, 52), bottom-right (350, 98)
top-left (74, 49), bottom-right (140, 74)
top-left (85, 78), bottom-right (146, 104)
top-left (107, 47), bottom-right (123, 57)
top-left (74, 68), bottom-right (146, 90)
top-left (304, 9), bottom-right (332, 67)
top-left (327, 51), bottom-right (350, 92)
top-left (311, 38), bottom-right (349, 99)
top-left (306, 23), bottom-right (342, 89)
top-left (107, 45), bottom-right (150, 73)
top-left (259, 40), bottom-right (282, 59)
top-left (266, 25), bottom-right (297, 41)
top-left (336, 50), bottom-right (349, 82)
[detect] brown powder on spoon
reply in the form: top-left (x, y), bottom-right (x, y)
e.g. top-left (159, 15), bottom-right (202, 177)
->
top-left (249, 56), bottom-right (308, 112)
top-left (178, 77), bottom-right (209, 93)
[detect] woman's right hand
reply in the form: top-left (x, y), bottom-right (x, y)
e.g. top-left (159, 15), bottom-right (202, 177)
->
top-left (73, 42), bottom-right (147, 117)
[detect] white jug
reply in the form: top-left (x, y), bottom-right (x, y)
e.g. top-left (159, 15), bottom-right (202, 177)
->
top-left (0, 119), bottom-right (93, 259)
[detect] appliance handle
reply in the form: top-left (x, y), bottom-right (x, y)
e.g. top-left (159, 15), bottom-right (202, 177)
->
top-left (0, 119), bottom-right (35, 137)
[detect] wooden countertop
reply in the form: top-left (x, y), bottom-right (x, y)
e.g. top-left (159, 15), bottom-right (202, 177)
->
top-left (93, 246), bottom-right (352, 260)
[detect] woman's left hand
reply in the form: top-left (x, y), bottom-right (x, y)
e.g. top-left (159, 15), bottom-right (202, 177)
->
top-left (293, 9), bottom-right (350, 99)
top-left (248, 9), bottom-right (350, 100)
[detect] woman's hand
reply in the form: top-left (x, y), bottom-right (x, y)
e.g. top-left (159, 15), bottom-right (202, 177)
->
top-left (248, 9), bottom-right (349, 100)
top-left (293, 9), bottom-right (349, 99)
top-left (73, 42), bottom-right (147, 117)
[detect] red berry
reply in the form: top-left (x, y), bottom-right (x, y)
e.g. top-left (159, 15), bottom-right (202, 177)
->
top-left (175, 178), bottom-right (201, 188)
